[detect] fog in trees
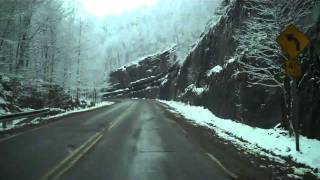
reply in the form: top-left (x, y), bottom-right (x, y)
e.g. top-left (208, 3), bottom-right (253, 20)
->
top-left (0, 0), bottom-right (221, 96)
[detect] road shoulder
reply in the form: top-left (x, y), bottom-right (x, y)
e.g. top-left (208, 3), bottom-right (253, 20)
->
top-left (156, 101), bottom-right (318, 180)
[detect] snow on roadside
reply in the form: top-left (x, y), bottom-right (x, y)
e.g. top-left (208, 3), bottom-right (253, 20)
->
top-left (39, 101), bottom-right (115, 122)
top-left (0, 118), bottom-right (27, 131)
top-left (158, 100), bottom-right (320, 177)
top-left (0, 101), bottom-right (115, 131)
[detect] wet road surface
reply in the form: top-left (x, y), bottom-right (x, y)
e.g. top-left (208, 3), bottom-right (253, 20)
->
top-left (0, 99), bottom-right (230, 180)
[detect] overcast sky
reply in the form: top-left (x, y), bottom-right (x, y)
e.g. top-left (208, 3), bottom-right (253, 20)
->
top-left (61, 0), bottom-right (221, 87)
top-left (75, 0), bottom-right (159, 17)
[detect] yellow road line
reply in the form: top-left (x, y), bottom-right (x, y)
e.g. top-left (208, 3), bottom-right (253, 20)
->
top-left (40, 129), bottom-right (105, 180)
top-left (108, 102), bottom-right (136, 131)
top-left (206, 153), bottom-right (238, 179)
top-left (108, 117), bottom-right (122, 131)
top-left (40, 102), bottom-right (137, 180)
top-left (51, 134), bottom-right (104, 180)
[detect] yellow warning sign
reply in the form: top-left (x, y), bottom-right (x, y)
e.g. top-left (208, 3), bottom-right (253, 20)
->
top-left (276, 24), bottom-right (311, 58)
top-left (284, 59), bottom-right (302, 78)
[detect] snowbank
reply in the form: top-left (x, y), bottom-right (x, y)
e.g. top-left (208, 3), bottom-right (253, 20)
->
top-left (0, 101), bottom-right (115, 131)
top-left (41, 101), bottom-right (115, 121)
top-left (0, 118), bottom-right (27, 131)
top-left (159, 100), bottom-right (320, 176)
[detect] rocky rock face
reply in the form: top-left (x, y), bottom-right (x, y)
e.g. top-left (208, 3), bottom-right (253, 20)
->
top-left (105, 0), bottom-right (320, 138)
top-left (163, 0), bottom-right (283, 128)
top-left (109, 48), bottom-right (177, 88)
top-left (105, 47), bottom-right (177, 98)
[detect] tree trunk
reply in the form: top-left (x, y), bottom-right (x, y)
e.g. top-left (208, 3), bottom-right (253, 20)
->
top-left (15, 8), bottom-right (33, 71)
top-left (76, 19), bottom-right (83, 101)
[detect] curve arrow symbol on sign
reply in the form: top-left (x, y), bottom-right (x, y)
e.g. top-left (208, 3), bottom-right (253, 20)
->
top-left (286, 34), bottom-right (301, 51)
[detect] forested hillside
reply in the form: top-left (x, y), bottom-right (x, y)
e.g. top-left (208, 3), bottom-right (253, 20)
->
top-left (0, 0), bottom-right (220, 113)
top-left (1, 1), bottom-right (320, 179)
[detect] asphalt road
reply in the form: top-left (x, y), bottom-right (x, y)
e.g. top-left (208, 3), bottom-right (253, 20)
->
top-left (0, 99), bottom-right (230, 180)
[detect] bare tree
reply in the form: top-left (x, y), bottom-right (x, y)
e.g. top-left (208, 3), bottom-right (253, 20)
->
top-left (76, 19), bottom-right (83, 101)
top-left (233, 0), bottom-right (317, 151)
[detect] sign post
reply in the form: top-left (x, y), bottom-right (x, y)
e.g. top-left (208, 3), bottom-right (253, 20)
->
top-left (276, 24), bottom-right (311, 152)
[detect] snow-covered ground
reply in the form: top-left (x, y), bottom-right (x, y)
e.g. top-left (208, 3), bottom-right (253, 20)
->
top-left (40, 101), bottom-right (115, 121)
top-left (0, 101), bottom-right (115, 132)
top-left (0, 118), bottom-right (27, 131)
top-left (159, 100), bottom-right (320, 178)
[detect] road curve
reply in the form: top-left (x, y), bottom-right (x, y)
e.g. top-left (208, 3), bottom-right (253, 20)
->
top-left (0, 99), bottom-right (230, 180)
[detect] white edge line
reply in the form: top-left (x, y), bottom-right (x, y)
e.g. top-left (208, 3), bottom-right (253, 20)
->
top-left (206, 153), bottom-right (238, 179)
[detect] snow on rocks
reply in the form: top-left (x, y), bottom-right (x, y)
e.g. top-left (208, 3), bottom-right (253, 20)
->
top-left (192, 87), bottom-right (207, 96)
top-left (207, 65), bottom-right (223, 76)
top-left (161, 77), bottom-right (169, 86)
top-left (224, 57), bottom-right (236, 68)
top-left (227, 57), bottom-right (236, 64)
top-left (158, 100), bottom-right (320, 177)
top-left (117, 45), bottom-right (176, 71)
top-left (117, 61), bottom-right (140, 71)
top-left (183, 84), bottom-right (208, 96)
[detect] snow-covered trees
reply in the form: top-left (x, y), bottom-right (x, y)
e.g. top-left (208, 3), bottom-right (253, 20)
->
top-left (233, 0), bottom-right (318, 148)
top-left (1, 1), bottom-right (66, 76)
top-left (234, 0), bottom-right (316, 86)
top-left (0, 0), bottom-right (97, 99)
top-left (101, 0), bottom-right (222, 67)
top-left (1, 0), bottom-right (222, 98)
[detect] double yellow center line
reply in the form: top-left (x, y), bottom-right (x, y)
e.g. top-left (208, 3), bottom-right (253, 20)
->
top-left (40, 102), bottom-right (136, 180)
top-left (41, 129), bottom-right (105, 180)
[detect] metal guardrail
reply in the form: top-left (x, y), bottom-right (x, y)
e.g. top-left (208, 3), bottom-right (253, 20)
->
top-left (0, 109), bottom-right (51, 128)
